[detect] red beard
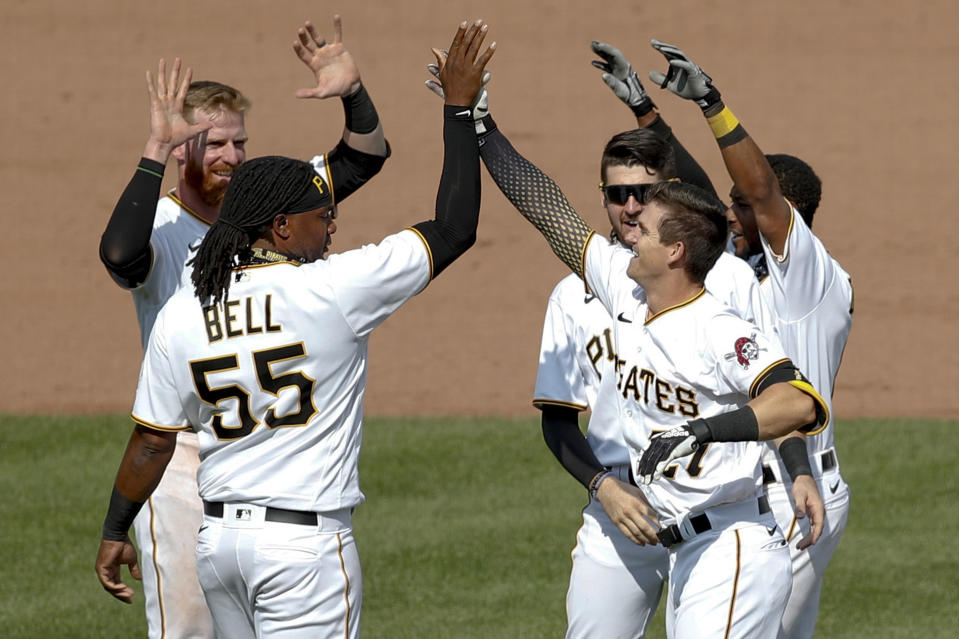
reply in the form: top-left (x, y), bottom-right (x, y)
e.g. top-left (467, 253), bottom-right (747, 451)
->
top-left (186, 163), bottom-right (233, 207)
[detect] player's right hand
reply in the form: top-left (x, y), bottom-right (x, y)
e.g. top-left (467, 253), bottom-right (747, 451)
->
top-left (595, 476), bottom-right (661, 545)
top-left (424, 54), bottom-right (490, 126)
top-left (145, 58), bottom-right (213, 153)
top-left (95, 538), bottom-right (142, 604)
top-left (635, 425), bottom-right (700, 484)
top-left (589, 41), bottom-right (654, 115)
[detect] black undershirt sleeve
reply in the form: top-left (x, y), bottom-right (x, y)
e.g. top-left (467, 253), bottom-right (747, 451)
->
top-left (325, 139), bottom-right (390, 204)
top-left (647, 116), bottom-right (719, 199)
top-left (541, 404), bottom-right (607, 489)
top-left (99, 158), bottom-right (165, 288)
top-left (410, 106), bottom-right (480, 277)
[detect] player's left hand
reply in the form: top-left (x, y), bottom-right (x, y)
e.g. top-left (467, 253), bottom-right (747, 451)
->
top-left (432, 19), bottom-right (496, 108)
top-left (293, 14), bottom-right (362, 100)
top-left (791, 475), bottom-right (825, 549)
top-left (95, 538), bottom-right (142, 604)
top-left (636, 424), bottom-right (700, 484)
top-left (424, 52), bottom-right (490, 130)
top-left (648, 39), bottom-right (721, 111)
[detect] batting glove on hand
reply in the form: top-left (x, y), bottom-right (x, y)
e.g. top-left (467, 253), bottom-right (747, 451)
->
top-left (425, 53), bottom-right (490, 133)
top-left (648, 39), bottom-right (722, 112)
top-left (636, 421), bottom-right (708, 484)
top-left (590, 41), bottom-right (655, 117)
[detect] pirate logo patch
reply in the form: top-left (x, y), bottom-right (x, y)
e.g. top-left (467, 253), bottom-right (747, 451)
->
top-left (724, 333), bottom-right (766, 369)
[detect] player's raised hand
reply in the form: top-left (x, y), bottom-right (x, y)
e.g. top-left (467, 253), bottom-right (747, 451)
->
top-left (595, 476), bottom-right (661, 545)
top-left (590, 41), bottom-right (655, 116)
top-left (434, 19), bottom-right (496, 108)
top-left (424, 50), bottom-right (491, 131)
top-left (144, 58), bottom-right (213, 158)
top-left (791, 475), bottom-right (825, 550)
top-left (648, 40), bottom-right (722, 112)
top-left (95, 538), bottom-right (142, 604)
top-left (635, 424), bottom-right (701, 484)
top-left (293, 14), bottom-right (362, 100)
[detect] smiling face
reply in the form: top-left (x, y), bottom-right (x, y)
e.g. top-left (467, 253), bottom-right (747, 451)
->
top-left (602, 164), bottom-right (663, 244)
top-left (181, 107), bottom-right (248, 207)
top-left (623, 200), bottom-right (673, 286)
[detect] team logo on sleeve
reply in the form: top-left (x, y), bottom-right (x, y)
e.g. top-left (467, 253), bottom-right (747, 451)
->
top-left (724, 333), bottom-right (766, 369)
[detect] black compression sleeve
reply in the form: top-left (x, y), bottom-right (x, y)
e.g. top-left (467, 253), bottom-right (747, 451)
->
top-left (341, 84), bottom-right (380, 134)
top-left (324, 139), bottom-right (390, 204)
top-left (477, 116), bottom-right (593, 277)
top-left (541, 405), bottom-right (607, 489)
top-left (101, 485), bottom-right (145, 541)
top-left (99, 158), bottom-right (165, 288)
top-left (410, 106), bottom-right (480, 277)
top-left (778, 436), bottom-right (813, 480)
top-left (646, 116), bottom-right (718, 198)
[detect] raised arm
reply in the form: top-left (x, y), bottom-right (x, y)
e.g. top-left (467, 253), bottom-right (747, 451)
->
top-left (648, 40), bottom-right (790, 253)
top-left (590, 41), bottom-right (717, 197)
top-left (99, 59), bottom-right (214, 288)
top-left (292, 15), bottom-right (390, 202)
top-left (406, 20), bottom-right (495, 278)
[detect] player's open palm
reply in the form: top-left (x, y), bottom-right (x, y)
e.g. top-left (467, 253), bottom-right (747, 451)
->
top-left (145, 58), bottom-right (212, 151)
top-left (293, 15), bottom-right (362, 100)
top-left (95, 538), bottom-right (141, 604)
top-left (434, 19), bottom-right (496, 107)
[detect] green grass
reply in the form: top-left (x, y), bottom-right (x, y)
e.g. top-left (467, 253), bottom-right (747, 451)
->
top-left (1, 415), bottom-right (956, 638)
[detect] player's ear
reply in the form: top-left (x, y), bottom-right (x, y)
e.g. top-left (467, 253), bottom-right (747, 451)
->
top-left (272, 214), bottom-right (292, 239)
top-left (666, 240), bottom-right (686, 267)
top-left (171, 144), bottom-right (186, 164)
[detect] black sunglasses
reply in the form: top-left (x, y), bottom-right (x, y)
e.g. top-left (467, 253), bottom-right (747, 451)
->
top-left (600, 183), bottom-right (654, 206)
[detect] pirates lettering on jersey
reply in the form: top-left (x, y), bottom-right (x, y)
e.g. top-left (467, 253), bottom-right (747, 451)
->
top-left (203, 294), bottom-right (282, 343)
top-left (584, 327), bottom-right (617, 379)
top-left (614, 359), bottom-right (700, 418)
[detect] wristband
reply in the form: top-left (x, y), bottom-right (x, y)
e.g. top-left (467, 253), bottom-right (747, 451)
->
top-left (706, 105), bottom-right (748, 149)
top-left (342, 85), bottom-right (379, 134)
top-left (102, 485), bottom-right (145, 542)
top-left (778, 437), bottom-right (813, 480)
top-left (630, 97), bottom-right (657, 118)
top-left (588, 468), bottom-right (613, 499)
top-left (693, 406), bottom-right (760, 443)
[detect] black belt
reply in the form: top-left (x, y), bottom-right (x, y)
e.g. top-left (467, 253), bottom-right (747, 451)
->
top-left (762, 464), bottom-right (777, 485)
top-left (657, 496), bottom-right (771, 549)
top-left (820, 450), bottom-right (836, 472)
top-left (203, 501), bottom-right (318, 526)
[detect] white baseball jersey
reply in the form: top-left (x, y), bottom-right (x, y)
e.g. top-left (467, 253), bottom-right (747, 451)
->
top-left (533, 239), bottom-right (776, 469)
top-left (756, 205), bottom-right (852, 469)
top-left (132, 229), bottom-right (431, 512)
top-left (582, 236), bottom-right (799, 524)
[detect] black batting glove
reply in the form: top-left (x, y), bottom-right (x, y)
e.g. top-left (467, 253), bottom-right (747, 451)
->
top-left (636, 419), bottom-right (712, 484)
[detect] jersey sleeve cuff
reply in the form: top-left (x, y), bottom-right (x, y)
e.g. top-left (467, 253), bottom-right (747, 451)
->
top-left (131, 414), bottom-right (192, 432)
top-left (532, 398), bottom-right (588, 412)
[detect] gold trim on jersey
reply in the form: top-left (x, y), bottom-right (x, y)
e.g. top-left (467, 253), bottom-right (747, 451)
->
top-left (580, 231), bottom-right (597, 287)
top-left (531, 399), bottom-right (589, 412)
top-left (168, 191), bottom-right (213, 226)
top-left (644, 287), bottom-right (706, 325)
top-left (406, 227), bottom-right (435, 280)
top-left (769, 200), bottom-right (795, 263)
top-left (317, 154), bottom-right (336, 205)
top-left (787, 379), bottom-right (830, 435)
top-left (131, 414), bottom-right (192, 432)
top-left (726, 529), bottom-right (743, 638)
top-left (747, 358), bottom-right (792, 398)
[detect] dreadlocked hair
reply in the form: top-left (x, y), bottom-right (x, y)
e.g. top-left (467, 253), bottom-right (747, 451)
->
top-left (190, 156), bottom-right (321, 305)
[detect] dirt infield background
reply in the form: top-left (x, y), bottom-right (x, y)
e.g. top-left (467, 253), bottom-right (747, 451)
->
top-left (2, 1), bottom-right (956, 418)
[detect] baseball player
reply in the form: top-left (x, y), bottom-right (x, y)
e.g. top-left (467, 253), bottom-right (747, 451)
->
top-left (98, 15), bottom-right (389, 638)
top-left (469, 94), bottom-right (828, 634)
top-left (94, 19), bottom-right (495, 638)
top-left (645, 40), bottom-right (854, 638)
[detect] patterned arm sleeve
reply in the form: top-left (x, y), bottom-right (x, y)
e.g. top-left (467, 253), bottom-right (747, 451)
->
top-left (478, 119), bottom-right (593, 277)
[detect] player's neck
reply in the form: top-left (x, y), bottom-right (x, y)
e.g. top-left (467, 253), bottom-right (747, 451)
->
top-left (172, 185), bottom-right (220, 225)
top-left (644, 276), bottom-right (703, 319)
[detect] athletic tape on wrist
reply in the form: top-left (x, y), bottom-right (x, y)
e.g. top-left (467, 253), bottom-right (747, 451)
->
top-left (707, 106), bottom-right (748, 148)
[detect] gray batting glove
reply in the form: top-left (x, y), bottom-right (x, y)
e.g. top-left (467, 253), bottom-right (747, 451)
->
top-left (648, 39), bottom-right (722, 112)
top-left (425, 55), bottom-right (491, 133)
top-left (590, 41), bottom-right (655, 117)
top-left (635, 423), bottom-right (705, 484)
